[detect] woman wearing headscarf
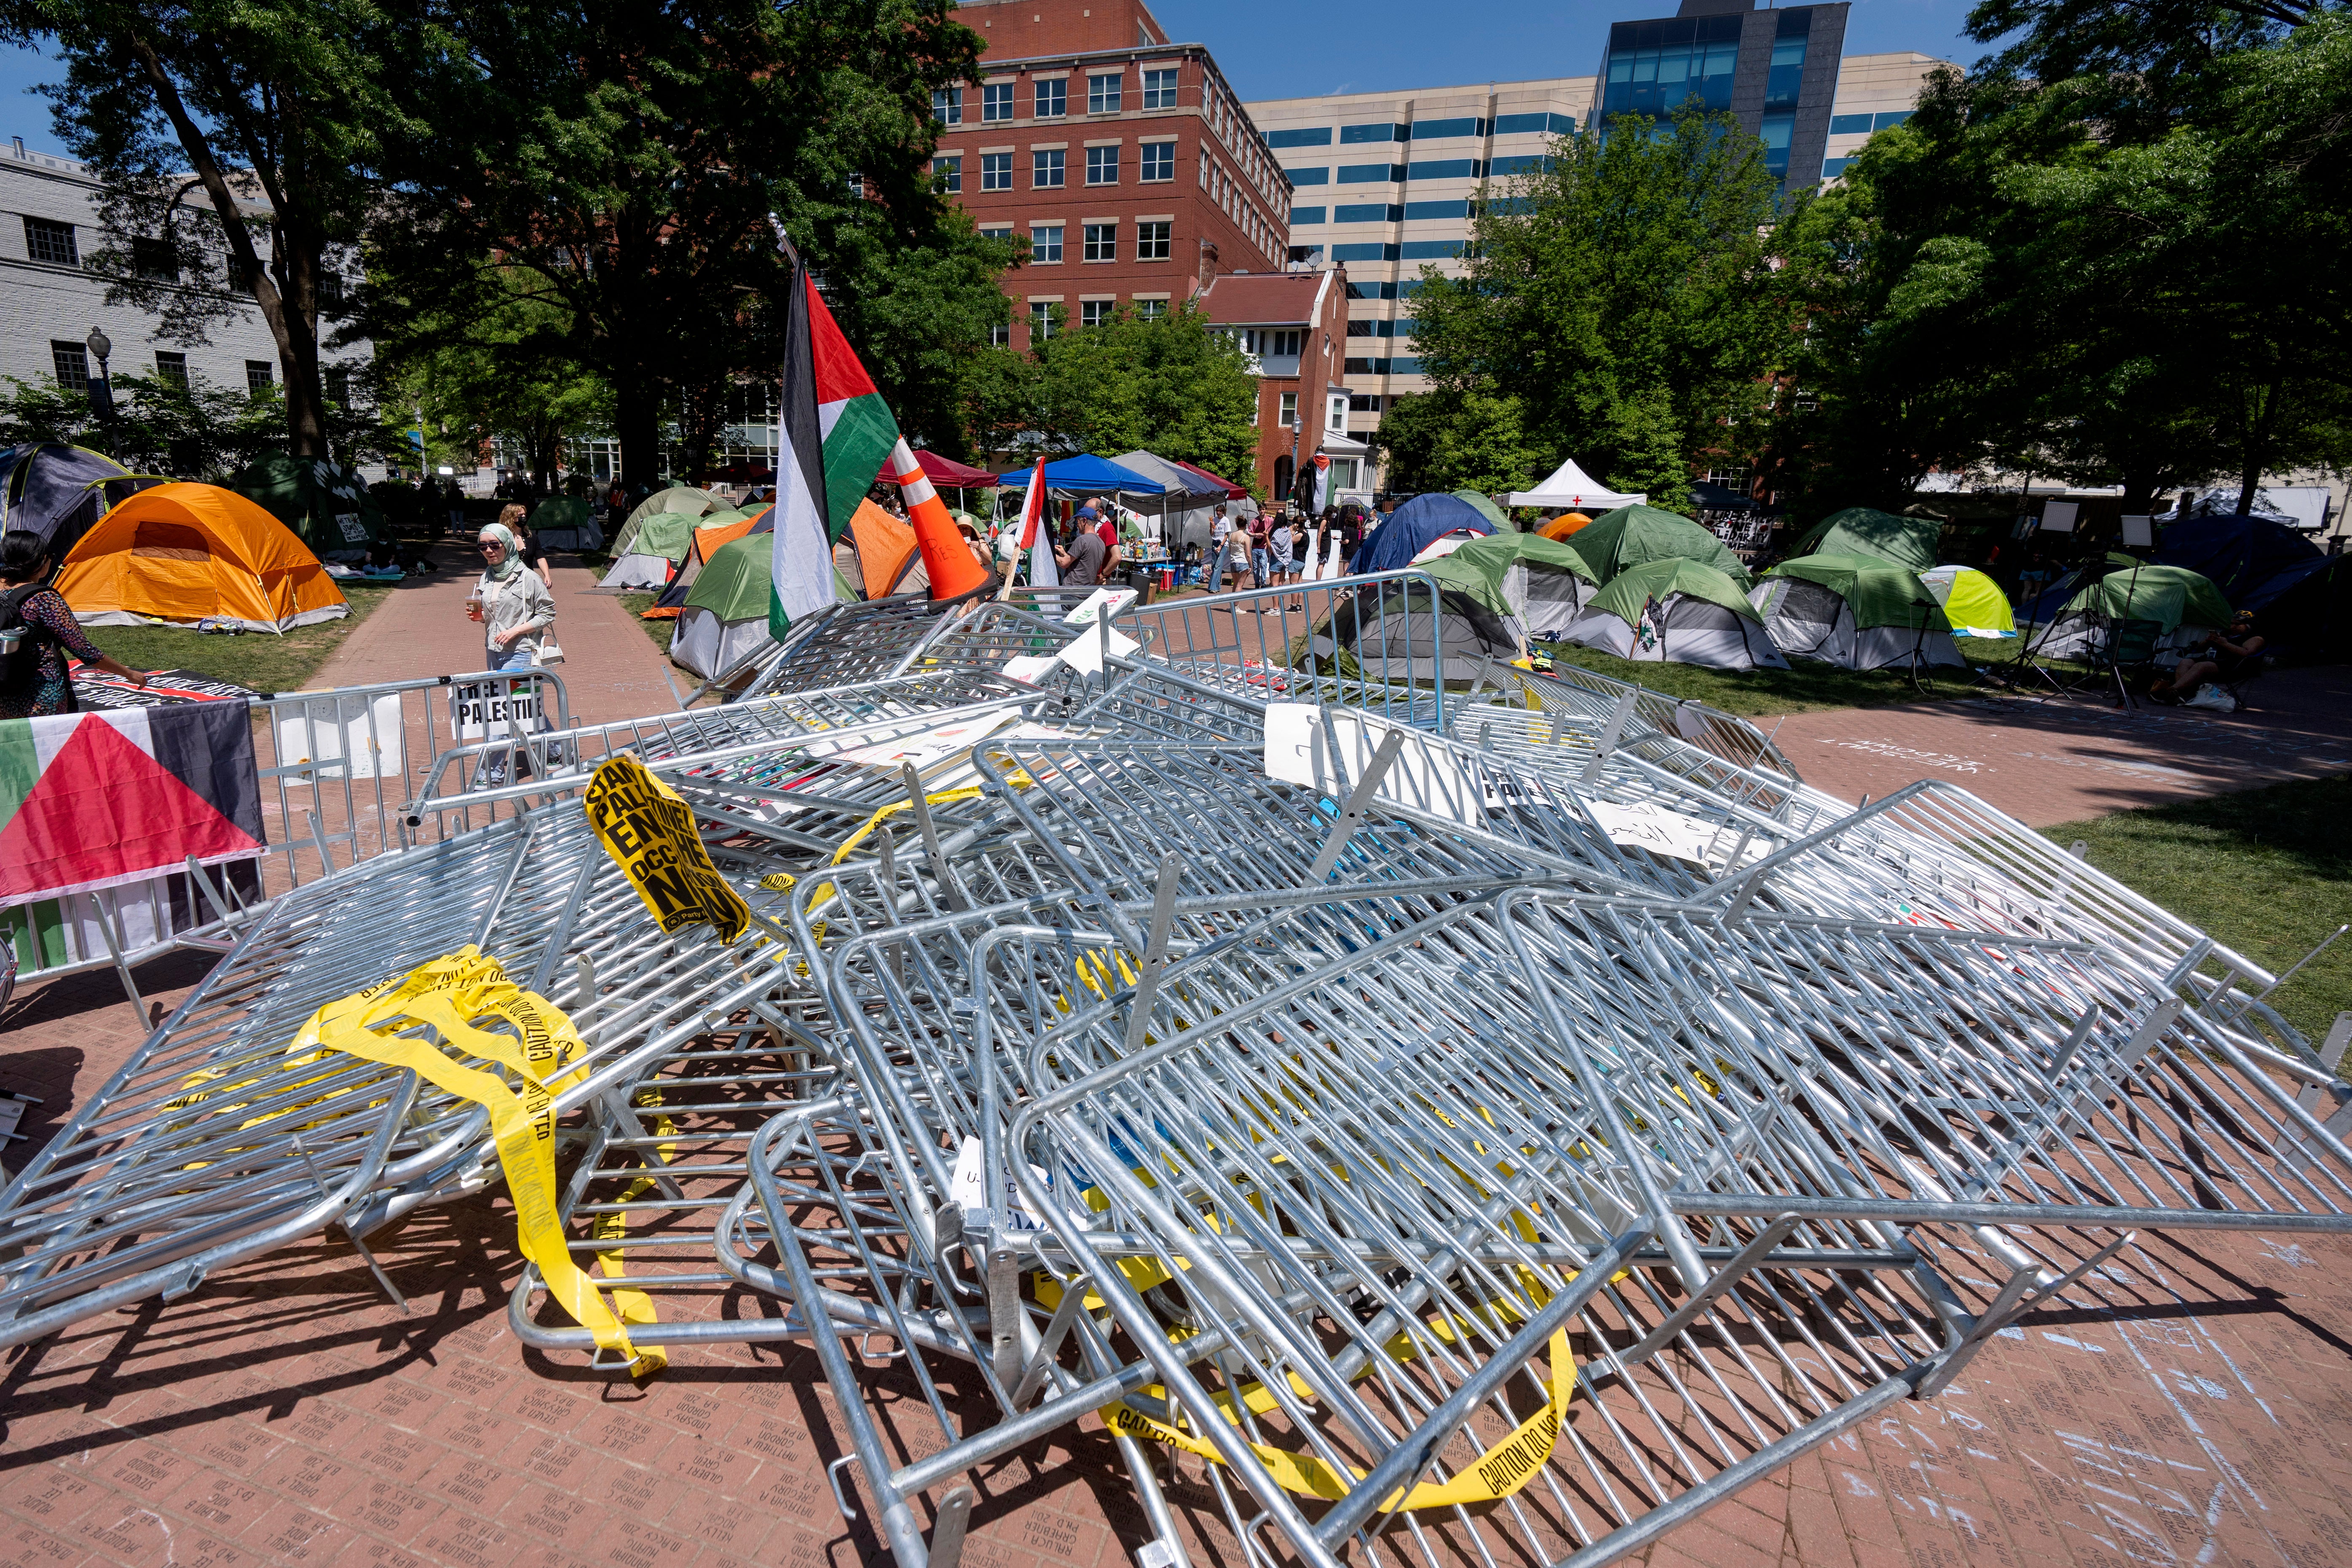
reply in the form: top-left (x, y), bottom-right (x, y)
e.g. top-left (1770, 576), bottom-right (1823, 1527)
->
top-left (466, 522), bottom-right (555, 670)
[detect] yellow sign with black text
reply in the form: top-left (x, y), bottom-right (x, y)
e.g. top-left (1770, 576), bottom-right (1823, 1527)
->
top-left (584, 753), bottom-right (751, 943)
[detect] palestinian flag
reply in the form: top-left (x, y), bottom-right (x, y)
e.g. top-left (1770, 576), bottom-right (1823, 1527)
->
top-left (0, 702), bottom-right (265, 907)
top-left (773, 263), bottom-right (903, 637)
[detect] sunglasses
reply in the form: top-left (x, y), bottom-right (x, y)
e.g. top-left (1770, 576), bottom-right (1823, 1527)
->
top-left (478, 542), bottom-right (504, 553)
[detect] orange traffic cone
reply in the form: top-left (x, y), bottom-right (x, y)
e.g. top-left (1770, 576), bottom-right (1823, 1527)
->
top-left (886, 439), bottom-right (994, 602)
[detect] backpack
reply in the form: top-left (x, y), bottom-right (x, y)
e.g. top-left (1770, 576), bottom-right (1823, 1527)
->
top-left (1, 582), bottom-right (59, 699)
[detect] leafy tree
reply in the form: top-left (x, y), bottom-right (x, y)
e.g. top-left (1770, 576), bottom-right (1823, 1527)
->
top-left (364, 0), bottom-right (1006, 487)
top-left (969, 306), bottom-right (1262, 491)
top-left (1370, 390), bottom-right (1545, 497)
top-left (1408, 110), bottom-right (1786, 514)
top-left (2, 0), bottom-right (392, 458)
top-left (0, 370), bottom-right (288, 477)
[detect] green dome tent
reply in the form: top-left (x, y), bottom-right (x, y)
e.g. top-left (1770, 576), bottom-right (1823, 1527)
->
top-left (1560, 558), bottom-right (1786, 671)
top-left (613, 485), bottom-right (726, 556)
top-left (670, 533), bottom-right (776, 681)
top-left (2032, 558), bottom-right (2232, 661)
top-left (1752, 554), bottom-right (1965, 670)
top-left (1562, 504), bottom-right (1751, 588)
top-left (1449, 488), bottom-right (1512, 532)
top-left (1421, 532), bottom-right (1601, 640)
top-left (1786, 507), bottom-right (1939, 573)
top-left (598, 508), bottom-right (700, 589)
top-left (229, 452), bottom-right (388, 560)
top-left (525, 494), bottom-right (600, 550)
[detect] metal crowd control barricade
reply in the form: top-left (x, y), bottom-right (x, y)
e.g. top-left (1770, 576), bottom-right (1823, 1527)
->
top-left (986, 891), bottom-right (1961, 1568)
top-left (729, 595), bottom-right (979, 701)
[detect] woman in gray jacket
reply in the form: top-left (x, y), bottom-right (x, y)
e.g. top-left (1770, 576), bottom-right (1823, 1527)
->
top-left (467, 523), bottom-right (555, 670)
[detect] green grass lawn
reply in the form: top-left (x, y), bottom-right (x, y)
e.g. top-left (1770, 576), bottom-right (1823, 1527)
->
top-left (2045, 777), bottom-right (2352, 1044)
top-left (617, 593), bottom-right (677, 654)
top-left (1535, 636), bottom-right (2031, 718)
top-left (77, 583), bottom-right (398, 696)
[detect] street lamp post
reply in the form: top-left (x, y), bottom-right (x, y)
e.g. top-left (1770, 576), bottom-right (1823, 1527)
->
top-left (84, 326), bottom-right (114, 432)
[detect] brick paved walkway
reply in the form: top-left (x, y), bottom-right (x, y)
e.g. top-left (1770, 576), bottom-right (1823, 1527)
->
top-left (8, 597), bottom-right (2352, 1568)
top-left (1769, 667), bottom-right (2352, 825)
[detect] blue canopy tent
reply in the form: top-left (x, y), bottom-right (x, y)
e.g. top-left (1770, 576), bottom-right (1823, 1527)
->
top-left (1350, 492), bottom-right (1495, 577)
top-left (994, 454), bottom-right (1165, 496)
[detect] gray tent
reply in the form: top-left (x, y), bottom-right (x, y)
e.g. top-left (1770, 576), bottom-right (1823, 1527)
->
top-left (1107, 450), bottom-right (1230, 550)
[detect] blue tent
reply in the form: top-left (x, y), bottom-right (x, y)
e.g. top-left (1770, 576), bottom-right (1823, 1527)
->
top-left (2157, 514), bottom-right (2346, 658)
top-left (994, 454), bottom-right (1165, 495)
top-left (1351, 492), bottom-right (1495, 576)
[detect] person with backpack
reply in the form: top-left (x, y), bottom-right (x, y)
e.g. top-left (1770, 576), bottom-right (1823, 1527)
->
top-left (0, 533), bottom-right (152, 718)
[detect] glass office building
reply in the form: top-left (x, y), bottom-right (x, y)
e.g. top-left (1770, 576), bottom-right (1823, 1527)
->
top-left (1594, 0), bottom-right (1848, 191)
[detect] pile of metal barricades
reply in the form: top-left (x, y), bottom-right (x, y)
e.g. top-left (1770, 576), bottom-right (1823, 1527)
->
top-left (6, 570), bottom-right (2349, 1568)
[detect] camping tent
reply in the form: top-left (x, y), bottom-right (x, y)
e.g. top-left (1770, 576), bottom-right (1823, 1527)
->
top-left (843, 499), bottom-right (926, 599)
top-left (1315, 580), bottom-right (1522, 683)
top-left (1108, 450), bottom-right (1230, 549)
top-left (1786, 507), bottom-right (1939, 573)
top-left (1918, 565), bottom-right (2016, 638)
top-left (1752, 554), bottom-right (1964, 670)
top-left (1560, 504), bottom-right (1751, 588)
top-left (599, 508), bottom-right (700, 590)
top-left (1421, 533), bottom-right (1601, 641)
top-left (2031, 560), bottom-right (2232, 661)
top-left (229, 453), bottom-right (388, 560)
top-left (879, 448), bottom-right (996, 492)
top-left (1505, 457), bottom-right (1643, 511)
top-left (613, 486), bottom-right (726, 556)
top-left (1535, 511), bottom-right (1592, 541)
top-left (56, 483), bottom-right (348, 633)
top-left (1450, 489), bottom-right (1511, 531)
top-left (0, 444), bottom-right (167, 558)
top-left (2154, 514), bottom-right (2344, 657)
top-left (643, 508), bottom-right (774, 619)
top-left (528, 495), bottom-right (601, 552)
top-left (1352, 492), bottom-right (1495, 576)
top-left (669, 534), bottom-right (776, 681)
top-left (1559, 558), bottom-right (1787, 671)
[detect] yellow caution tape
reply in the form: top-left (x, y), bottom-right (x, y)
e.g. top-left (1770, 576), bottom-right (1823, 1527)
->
top-left (286, 948), bottom-right (662, 1375)
top-left (590, 1085), bottom-right (678, 1375)
top-left (1103, 1327), bottom-right (1577, 1513)
top-left (584, 753), bottom-right (752, 943)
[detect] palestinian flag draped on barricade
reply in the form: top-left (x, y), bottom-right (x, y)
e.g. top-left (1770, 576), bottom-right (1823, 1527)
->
top-left (770, 259), bottom-right (989, 637)
top-left (0, 702), bottom-right (264, 910)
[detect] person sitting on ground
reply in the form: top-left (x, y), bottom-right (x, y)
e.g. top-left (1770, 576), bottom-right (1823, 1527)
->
top-left (2149, 611), bottom-right (2264, 703)
top-left (0, 533), bottom-right (153, 718)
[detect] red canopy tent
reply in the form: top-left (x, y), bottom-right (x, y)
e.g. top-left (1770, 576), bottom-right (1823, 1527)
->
top-left (1172, 458), bottom-right (1247, 501)
top-left (876, 448), bottom-right (998, 489)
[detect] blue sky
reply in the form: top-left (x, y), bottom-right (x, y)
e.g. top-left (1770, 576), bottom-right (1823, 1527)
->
top-left (0, 0), bottom-right (1998, 157)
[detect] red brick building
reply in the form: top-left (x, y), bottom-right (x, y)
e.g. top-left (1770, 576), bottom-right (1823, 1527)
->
top-left (1193, 268), bottom-right (1361, 504)
top-left (937, 0), bottom-right (1293, 349)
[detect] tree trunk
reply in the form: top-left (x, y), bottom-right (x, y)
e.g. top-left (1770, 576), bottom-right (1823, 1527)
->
top-left (617, 377), bottom-right (661, 493)
top-left (278, 228), bottom-right (329, 457)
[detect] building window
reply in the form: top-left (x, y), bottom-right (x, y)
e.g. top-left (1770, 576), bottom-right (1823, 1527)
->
top-left (1291, 206), bottom-right (1327, 225)
top-left (1279, 392), bottom-right (1298, 426)
top-left (1403, 200), bottom-right (1468, 220)
top-left (246, 359), bottom-right (275, 393)
top-left (1286, 166), bottom-right (1329, 185)
top-left (933, 86), bottom-right (963, 125)
top-left (981, 152), bottom-right (1012, 191)
top-left (1033, 148), bottom-right (1065, 188)
top-left (1767, 12), bottom-right (1811, 110)
top-left (1390, 357), bottom-right (1424, 374)
top-left (982, 83), bottom-right (1013, 121)
top-left (319, 269), bottom-right (346, 308)
top-left (1088, 73), bottom-right (1122, 114)
top-left (1331, 242), bottom-right (1400, 262)
top-left (1339, 122), bottom-right (1406, 144)
top-left (225, 253), bottom-right (254, 292)
top-left (990, 321), bottom-right (1011, 347)
top-left (1408, 117), bottom-right (1484, 141)
top-left (1492, 111), bottom-right (1574, 135)
top-left (1398, 239), bottom-right (1463, 259)
top-left (132, 237), bottom-right (179, 281)
top-left (1086, 145), bottom-right (1119, 185)
top-left (1334, 203), bottom-right (1401, 224)
top-left (1139, 140), bottom-right (1174, 182)
top-left (24, 217), bottom-right (77, 266)
top-left (1264, 126), bottom-right (1330, 148)
top-left (1600, 15), bottom-right (1741, 119)
top-left (1337, 163), bottom-right (1403, 185)
top-left (1822, 157), bottom-right (1851, 179)
top-left (1242, 329), bottom-right (1302, 357)
top-left (1136, 220), bottom-right (1171, 260)
top-left (932, 155), bottom-right (962, 193)
top-left (1083, 222), bottom-right (1116, 262)
top-left (1136, 298), bottom-right (1168, 320)
top-left (1329, 458), bottom-right (1360, 490)
top-left (980, 223), bottom-right (1014, 244)
top-left (1407, 159), bottom-right (1481, 181)
top-left (1829, 113), bottom-right (1872, 135)
top-left (1347, 393), bottom-right (1383, 413)
top-left (324, 365), bottom-right (349, 403)
top-left (1080, 299), bottom-right (1114, 327)
top-left (1289, 244), bottom-right (1324, 264)
top-left (155, 350), bottom-right (188, 386)
top-left (1030, 300), bottom-right (1055, 340)
top-left (1488, 154), bottom-right (1552, 177)
top-left (1343, 357), bottom-right (1388, 375)
top-left (1031, 223), bottom-right (1063, 263)
top-left (1761, 112), bottom-right (1795, 179)
top-left (1034, 78), bottom-right (1066, 118)
top-left (1142, 68), bottom-right (1179, 110)
top-left (48, 340), bottom-right (89, 392)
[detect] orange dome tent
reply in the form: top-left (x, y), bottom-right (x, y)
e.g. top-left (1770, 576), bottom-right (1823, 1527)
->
top-left (1537, 511), bottom-right (1592, 541)
top-left (56, 482), bottom-right (349, 634)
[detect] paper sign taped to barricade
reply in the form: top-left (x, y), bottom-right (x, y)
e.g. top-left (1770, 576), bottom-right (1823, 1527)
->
top-left (951, 1136), bottom-right (1054, 1230)
top-left (582, 754), bottom-right (753, 943)
top-left (1262, 702), bottom-right (1494, 828)
top-left (1061, 587), bottom-right (1136, 627)
top-left (274, 690), bottom-right (406, 783)
top-left (450, 679), bottom-right (545, 741)
top-left (818, 709), bottom-right (1026, 772)
top-left (1583, 799), bottom-right (1725, 867)
top-left (1002, 653), bottom-right (1061, 685)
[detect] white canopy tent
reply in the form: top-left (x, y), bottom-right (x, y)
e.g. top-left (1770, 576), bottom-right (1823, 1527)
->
top-left (1506, 458), bottom-right (1644, 512)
